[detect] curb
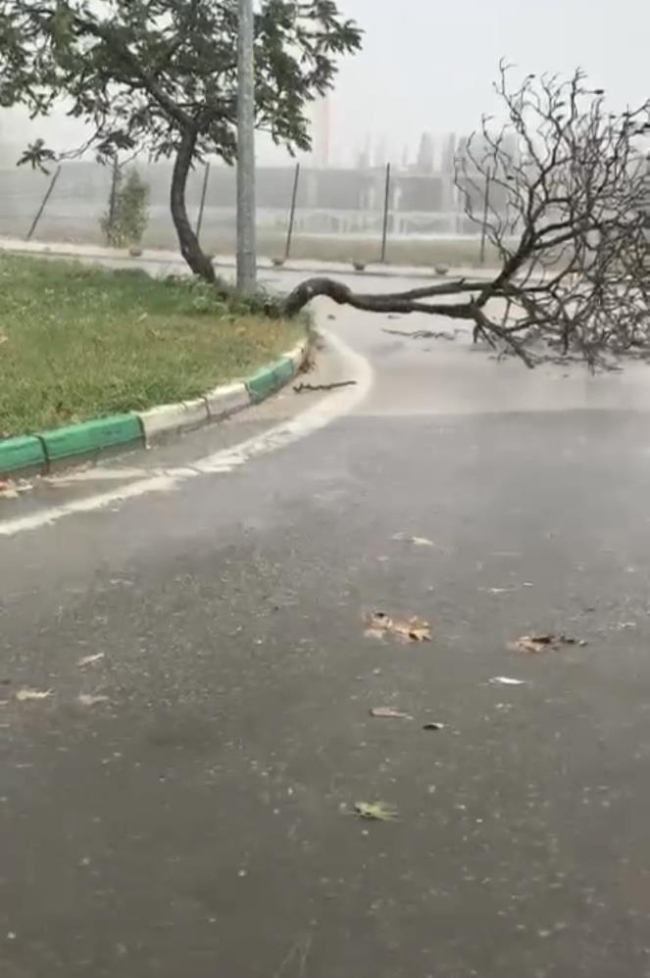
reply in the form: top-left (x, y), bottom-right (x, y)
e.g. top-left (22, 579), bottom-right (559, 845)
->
top-left (0, 335), bottom-right (310, 479)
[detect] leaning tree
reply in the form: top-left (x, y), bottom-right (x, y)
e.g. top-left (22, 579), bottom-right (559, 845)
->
top-left (0, 0), bottom-right (361, 281)
top-left (286, 64), bottom-right (650, 366)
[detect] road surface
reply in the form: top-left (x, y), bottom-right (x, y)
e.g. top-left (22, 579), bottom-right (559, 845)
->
top-left (2, 278), bottom-right (650, 977)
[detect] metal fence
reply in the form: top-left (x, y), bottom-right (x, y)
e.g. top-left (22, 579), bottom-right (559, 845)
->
top-left (0, 159), bottom-right (499, 267)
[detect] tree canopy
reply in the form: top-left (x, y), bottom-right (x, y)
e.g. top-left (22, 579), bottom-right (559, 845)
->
top-left (0, 0), bottom-right (362, 278)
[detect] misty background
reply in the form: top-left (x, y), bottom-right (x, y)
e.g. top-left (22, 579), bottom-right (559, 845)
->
top-left (0, 0), bottom-right (648, 262)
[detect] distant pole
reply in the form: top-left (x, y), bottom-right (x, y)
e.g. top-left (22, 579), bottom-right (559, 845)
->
top-left (26, 165), bottom-right (62, 241)
top-left (108, 155), bottom-right (120, 228)
top-left (196, 161), bottom-right (211, 240)
top-left (380, 162), bottom-right (391, 263)
top-left (236, 0), bottom-right (256, 292)
top-left (284, 162), bottom-right (300, 262)
top-left (479, 168), bottom-right (492, 265)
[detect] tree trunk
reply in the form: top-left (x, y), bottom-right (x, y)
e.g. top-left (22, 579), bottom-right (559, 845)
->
top-left (170, 128), bottom-right (216, 283)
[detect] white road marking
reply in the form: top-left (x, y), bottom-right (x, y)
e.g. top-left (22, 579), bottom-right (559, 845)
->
top-left (46, 466), bottom-right (154, 483)
top-left (0, 331), bottom-right (373, 538)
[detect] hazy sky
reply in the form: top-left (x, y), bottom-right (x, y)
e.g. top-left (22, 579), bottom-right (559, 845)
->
top-left (328, 0), bottom-right (650, 163)
top-left (1, 0), bottom-right (649, 167)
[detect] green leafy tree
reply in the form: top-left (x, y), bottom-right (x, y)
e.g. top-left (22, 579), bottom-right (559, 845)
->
top-left (0, 0), bottom-right (362, 281)
top-left (101, 164), bottom-right (150, 247)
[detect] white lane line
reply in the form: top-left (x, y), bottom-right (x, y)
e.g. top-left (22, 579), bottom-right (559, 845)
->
top-left (0, 331), bottom-right (373, 538)
top-left (46, 466), bottom-right (154, 483)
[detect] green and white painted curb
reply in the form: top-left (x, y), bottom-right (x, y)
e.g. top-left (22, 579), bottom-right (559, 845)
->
top-left (0, 335), bottom-right (310, 479)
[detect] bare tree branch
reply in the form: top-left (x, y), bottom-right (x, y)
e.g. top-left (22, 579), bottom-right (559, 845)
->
top-left (285, 64), bottom-right (650, 368)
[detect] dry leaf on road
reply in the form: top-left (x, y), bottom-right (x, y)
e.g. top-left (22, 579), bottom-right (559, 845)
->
top-left (15, 688), bottom-right (53, 701)
top-left (78, 694), bottom-right (110, 706)
top-left (77, 653), bottom-right (105, 667)
top-left (392, 533), bottom-right (434, 547)
top-left (365, 610), bottom-right (431, 643)
top-left (509, 633), bottom-right (586, 653)
top-left (422, 721), bottom-right (445, 731)
top-left (353, 801), bottom-right (398, 821)
top-left (489, 676), bottom-right (527, 686)
top-left (0, 480), bottom-right (19, 499)
top-left (370, 706), bottom-right (412, 719)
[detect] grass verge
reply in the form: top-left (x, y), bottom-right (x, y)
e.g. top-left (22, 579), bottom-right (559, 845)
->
top-left (0, 254), bottom-right (304, 438)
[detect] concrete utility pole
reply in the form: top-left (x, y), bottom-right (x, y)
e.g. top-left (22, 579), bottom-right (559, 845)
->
top-left (236, 0), bottom-right (257, 292)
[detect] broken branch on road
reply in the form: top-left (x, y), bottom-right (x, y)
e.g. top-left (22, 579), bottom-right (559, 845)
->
top-left (283, 65), bottom-right (650, 369)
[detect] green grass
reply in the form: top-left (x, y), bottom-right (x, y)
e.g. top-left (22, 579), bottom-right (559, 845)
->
top-left (0, 255), bottom-right (304, 437)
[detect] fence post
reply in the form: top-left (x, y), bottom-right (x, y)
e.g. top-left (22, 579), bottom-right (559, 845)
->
top-left (284, 162), bottom-right (301, 261)
top-left (380, 162), bottom-right (391, 263)
top-left (107, 155), bottom-right (120, 230)
top-left (479, 168), bottom-right (492, 265)
top-left (196, 162), bottom-right (211, 240)
top-left (26, 165), bottom-right (62, 242)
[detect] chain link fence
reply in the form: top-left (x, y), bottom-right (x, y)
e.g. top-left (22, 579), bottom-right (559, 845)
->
top-left (0, 159), bottom-right (498, 267)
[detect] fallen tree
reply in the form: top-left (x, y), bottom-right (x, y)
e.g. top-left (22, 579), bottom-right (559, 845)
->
top-left (285, 64), bottom-right (650, 367)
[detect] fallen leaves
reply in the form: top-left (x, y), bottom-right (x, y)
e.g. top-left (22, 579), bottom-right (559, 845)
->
top-left (489, 676), bottom-right (526, 686)
top-left (9, 686), bottom-right (110, 707)
top-left (77, 653), bottom-right (105, 668)
top-left (0, 479), bottom-right (19, 499)
top-left (509, 633), bottom-right (586, 654)
top-left (15, 688), bottom-right (53, 702)
top-left (364, 611), bottom-right (431, 643)
top-left (422, 722), bottom-right (445, 731)
top-left (353, 801), bottom-right (398, 821)
top-left (392, 532), bottom-right (434, 547)
top-left (0, 477), bottom-right (33, 499)
top-left (78, 694), bottom-right (110, 707)
top-left (369, 706), bottom-right (411, 719)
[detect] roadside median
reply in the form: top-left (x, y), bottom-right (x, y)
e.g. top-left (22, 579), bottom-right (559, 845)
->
top-left (0, 254), bottom-right (310, 479)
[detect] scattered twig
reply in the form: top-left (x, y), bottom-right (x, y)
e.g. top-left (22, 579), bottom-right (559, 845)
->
top-left (382, 327), bottom-right (457, 341)
top-left (293, 380), bottom-right (357, 393)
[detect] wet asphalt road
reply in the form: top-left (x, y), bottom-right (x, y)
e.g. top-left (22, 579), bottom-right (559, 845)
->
top-left (3, 280), bottom-right (650, 977)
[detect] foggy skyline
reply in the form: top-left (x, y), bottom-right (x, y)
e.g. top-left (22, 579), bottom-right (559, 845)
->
top-left (330, 0), bottom-right (650, 165)
top-left (1, 0), bottom-right (649, 168)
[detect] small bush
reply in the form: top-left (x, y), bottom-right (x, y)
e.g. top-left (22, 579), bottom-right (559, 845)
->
top-left (101, 165), bottom-right (150, 248)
